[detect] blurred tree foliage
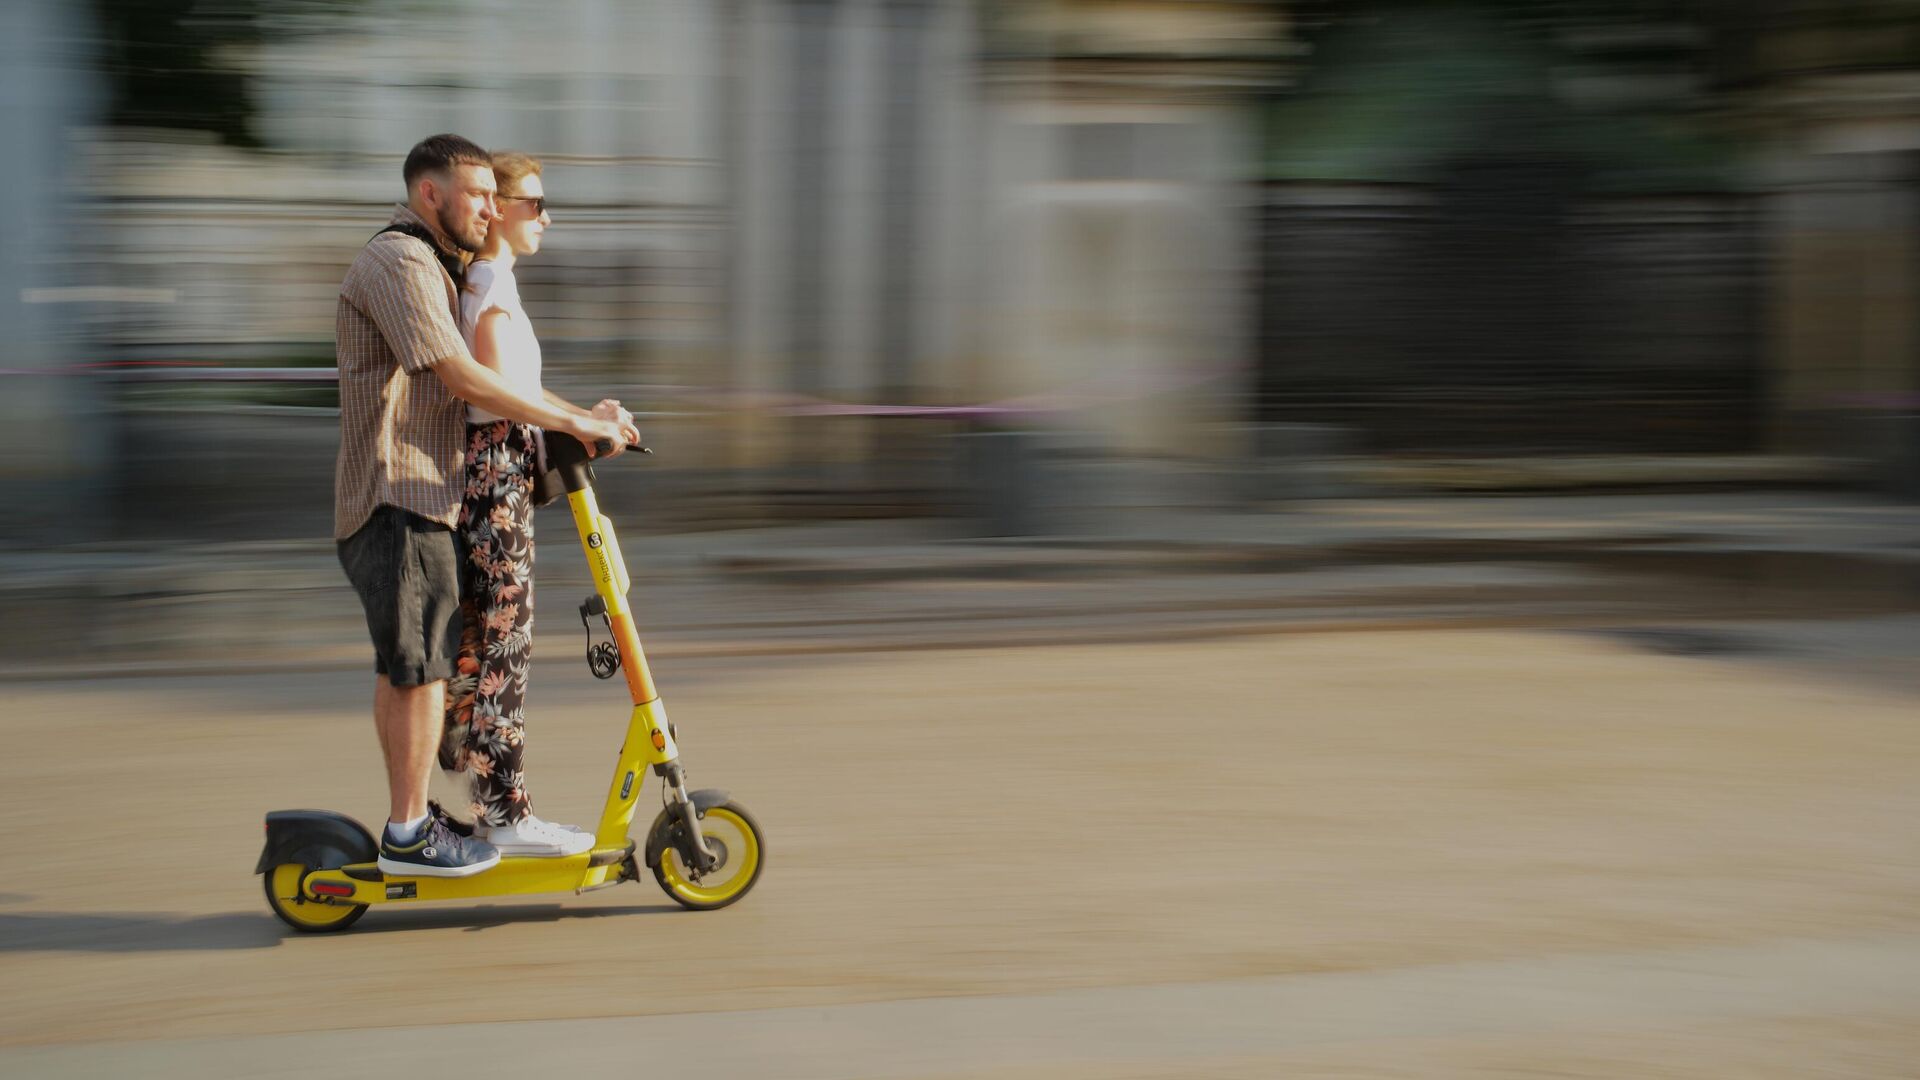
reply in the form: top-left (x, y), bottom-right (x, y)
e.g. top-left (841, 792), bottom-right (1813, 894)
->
top-left (1266, 1), bottom-right (1754, 190)
top-left (1290, 0), bottom-right (1920, 76)
top-left (1268, 0), bottom-right (1920, 188)
top-left (88, 0), bottom-right (369, 149)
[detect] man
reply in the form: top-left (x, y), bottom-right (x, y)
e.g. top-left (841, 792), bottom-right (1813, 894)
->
top-left (334, 133), bottom-right (637, 877)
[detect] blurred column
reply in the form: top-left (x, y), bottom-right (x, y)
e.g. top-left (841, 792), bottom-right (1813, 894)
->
top-left (787, 0), bottom-right (839, 400)
top-left (1763, 134), bottom-right (1920, 457)
top-left (874, 0), bottom-right (930, 398)
top-left (723, 0), bottom-right (791, 474)
top-left (0, 0), bottom-right (104, 543)
top-left (721, 0), bottom-right (983, 494)
top-left (724, 0), bottom-right (838, 480)
top-left (1737, 10), bottom-right (1920, 465)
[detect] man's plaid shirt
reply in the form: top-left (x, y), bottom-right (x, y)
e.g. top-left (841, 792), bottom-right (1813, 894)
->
top-left (333, 205), bottom-right (471, 540)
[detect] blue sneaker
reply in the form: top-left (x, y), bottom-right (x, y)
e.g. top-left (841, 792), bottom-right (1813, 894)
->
top-left (377, 818), bottom-right (500, 878)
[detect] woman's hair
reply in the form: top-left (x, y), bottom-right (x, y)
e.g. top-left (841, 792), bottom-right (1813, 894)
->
top-left (490, 150), bottom-right (543, 195)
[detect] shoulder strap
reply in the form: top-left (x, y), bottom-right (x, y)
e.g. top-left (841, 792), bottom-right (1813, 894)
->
top-left (372, 222), bottom-right (465, 289)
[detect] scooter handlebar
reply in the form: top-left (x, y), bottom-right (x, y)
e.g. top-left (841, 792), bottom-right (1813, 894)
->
top-left (545, 431), bottom-right (593, 471)
top-left (543, 432), bottom-right (600, 496)
top-left (543, 431), bottom-right (652, 496)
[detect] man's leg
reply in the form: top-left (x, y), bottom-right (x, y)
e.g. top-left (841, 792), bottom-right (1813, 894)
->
top-left (343, 507), bottom-right (498, 877)
top-left (375, 677), bottom-right (444, 825)
top-left (372, 671), bottom-right (497, 877)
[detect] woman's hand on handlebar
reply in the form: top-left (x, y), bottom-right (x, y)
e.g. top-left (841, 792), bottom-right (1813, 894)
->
top-left (591, 399), bottom-right (643, 453)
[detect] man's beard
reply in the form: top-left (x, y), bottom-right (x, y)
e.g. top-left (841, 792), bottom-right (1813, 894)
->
top-left (436, 204), bottom-right (485, 254)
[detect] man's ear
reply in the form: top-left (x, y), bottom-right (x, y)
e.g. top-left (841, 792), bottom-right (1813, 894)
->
top-left (415, 174), bottom-right (442, 211)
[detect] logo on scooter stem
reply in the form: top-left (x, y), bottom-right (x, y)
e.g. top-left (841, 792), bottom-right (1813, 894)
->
top-left (587, 532), bottom-right (603, 549)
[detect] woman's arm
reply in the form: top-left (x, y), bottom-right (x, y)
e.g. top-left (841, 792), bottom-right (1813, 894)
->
top-left (470, 308), bottom-right (512, 377)
top-left (470, 303), bottom-right (638, 443)
top-left (445, 309), bottom-right (623, 446)
top-left (475, 307), bottom-right (588, 416)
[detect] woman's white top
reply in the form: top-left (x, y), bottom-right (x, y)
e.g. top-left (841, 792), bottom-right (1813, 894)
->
top-left (457, 259), bottom-right (544, 424)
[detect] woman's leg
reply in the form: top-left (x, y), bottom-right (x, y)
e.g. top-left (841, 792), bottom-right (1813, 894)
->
top-left (454, 422), bottom-right (539, 827)
top-left (440, 590), bottom-right (484, 776)
top-left (440, 431), bottom-right (488, 778)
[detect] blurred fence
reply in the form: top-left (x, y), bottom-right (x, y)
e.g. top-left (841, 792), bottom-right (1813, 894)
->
top-left (1257, 186), bottom-right (1763, 455)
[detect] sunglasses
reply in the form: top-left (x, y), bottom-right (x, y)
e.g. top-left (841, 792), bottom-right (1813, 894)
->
top-left (499, 194), bottom-right (547, 215)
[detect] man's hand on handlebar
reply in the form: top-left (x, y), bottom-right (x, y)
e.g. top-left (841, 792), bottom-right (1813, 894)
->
top-left (570, 415), bottom-right (629, 459)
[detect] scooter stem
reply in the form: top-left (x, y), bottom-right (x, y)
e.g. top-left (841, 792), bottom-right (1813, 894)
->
top-left (546, 435), bottom-right (684, 851)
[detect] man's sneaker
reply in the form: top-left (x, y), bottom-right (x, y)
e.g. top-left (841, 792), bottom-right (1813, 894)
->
top-left (481, 816), bottom-right (595, 857)
top-left (377, 819), bottom-right (501, 878)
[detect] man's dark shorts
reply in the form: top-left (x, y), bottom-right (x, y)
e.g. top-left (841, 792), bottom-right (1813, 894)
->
top-left (337, 505), bottom-right (464, 687)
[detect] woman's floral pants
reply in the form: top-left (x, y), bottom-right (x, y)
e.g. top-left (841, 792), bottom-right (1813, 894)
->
top-left (441, 420), bottom-right (540, 827)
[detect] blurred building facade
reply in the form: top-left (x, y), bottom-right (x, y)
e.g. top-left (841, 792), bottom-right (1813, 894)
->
top-left (7, 1), bottom-right (1920, 540)
top-left (33, 0), bottom-right (1301, 533)
top-left (82, 2), bottom-right (726, 374)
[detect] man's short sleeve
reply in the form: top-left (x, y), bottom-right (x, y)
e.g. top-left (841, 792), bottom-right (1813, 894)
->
top-left (353, 239), bottom-right (469, 375)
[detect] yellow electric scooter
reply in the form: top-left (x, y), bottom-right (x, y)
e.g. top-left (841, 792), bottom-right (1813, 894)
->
top-left (257, 435), bottom-right (763, 932)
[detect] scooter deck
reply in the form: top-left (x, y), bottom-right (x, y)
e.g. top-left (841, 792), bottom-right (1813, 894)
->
top-left (303, 843), bottom-right (634, 905)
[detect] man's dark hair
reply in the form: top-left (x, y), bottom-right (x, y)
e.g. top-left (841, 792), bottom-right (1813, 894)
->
top-left (403, 134), bottom-right (490, 188)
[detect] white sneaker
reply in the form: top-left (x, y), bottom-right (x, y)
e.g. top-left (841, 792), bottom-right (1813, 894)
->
top-left (482, 816), bottom-right (594, 857)
top-left (528, 818), bottom-right (593, 838)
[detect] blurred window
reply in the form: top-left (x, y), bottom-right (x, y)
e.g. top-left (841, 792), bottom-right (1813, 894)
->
top-left (1060, 123), bottom-right (1197, 182)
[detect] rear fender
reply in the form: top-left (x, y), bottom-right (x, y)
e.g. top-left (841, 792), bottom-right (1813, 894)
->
top-left (255, 810), bottom-right (378, 874)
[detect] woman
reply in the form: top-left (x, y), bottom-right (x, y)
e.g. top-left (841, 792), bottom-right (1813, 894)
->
top-left (440, 150), bottom-right (635, 856)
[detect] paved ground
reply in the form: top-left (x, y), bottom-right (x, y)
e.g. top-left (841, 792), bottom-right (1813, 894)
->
top-left (5, 624), bottom-right (1918, 1076)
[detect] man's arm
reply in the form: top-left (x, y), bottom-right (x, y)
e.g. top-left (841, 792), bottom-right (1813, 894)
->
top-left (434, 352), bottom-right (619, 443)
top-left (545, 388), bottom-right (640, 445)
top-left (543, 388), bottom-right (589, 418)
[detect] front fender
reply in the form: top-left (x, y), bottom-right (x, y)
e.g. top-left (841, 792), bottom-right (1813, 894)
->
top-left (642, 789), bottom-right (730, 868)
top-left (255, 810), bottom-right (378, 874)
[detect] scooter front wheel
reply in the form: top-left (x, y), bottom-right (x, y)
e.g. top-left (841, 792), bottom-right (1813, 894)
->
top-left (263, 863), bottom-right (367, 933)
top-left (650, 801), bottom-right (764, 911)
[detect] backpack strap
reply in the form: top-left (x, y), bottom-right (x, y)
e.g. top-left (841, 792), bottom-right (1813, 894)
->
top-left (373, 221), bottom-right (465, 289)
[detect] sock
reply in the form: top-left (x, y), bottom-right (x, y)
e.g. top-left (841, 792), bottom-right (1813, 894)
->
top-left (386, 813), bottom-right (429, 844)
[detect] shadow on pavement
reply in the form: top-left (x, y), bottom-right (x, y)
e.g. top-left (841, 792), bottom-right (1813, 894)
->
top-left (355, 902), bottom-right (673, 934)
top-left (0, 912), bottom-right (285, 952)
top-left (0, 902), bottom-right (671, 951)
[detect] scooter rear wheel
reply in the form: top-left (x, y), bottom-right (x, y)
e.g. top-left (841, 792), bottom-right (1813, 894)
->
top-left (263, 863), bottom-right (367, 933)
top-left (651, 801), bottom-right (764, 911)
